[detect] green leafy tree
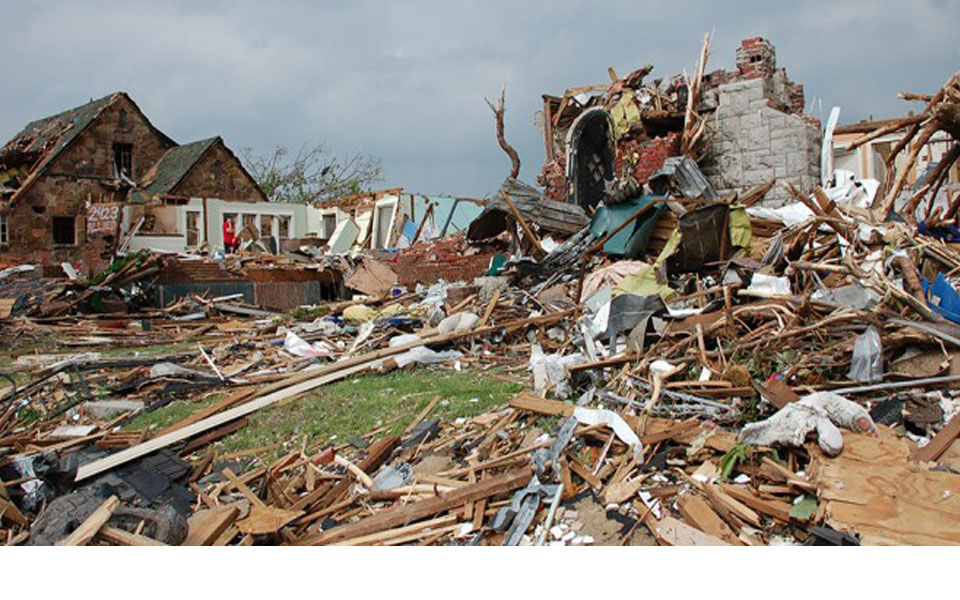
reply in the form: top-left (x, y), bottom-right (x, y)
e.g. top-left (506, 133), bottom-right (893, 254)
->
top-left (241, 143), bottom-right (382, 204)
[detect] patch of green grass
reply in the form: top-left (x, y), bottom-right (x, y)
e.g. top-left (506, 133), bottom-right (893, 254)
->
top-left (215, 368), bottom-right (523, 459)
top-left (289, 305), bottom-right (331, 320)
top-left (126, 393), bottom-right (224, 431)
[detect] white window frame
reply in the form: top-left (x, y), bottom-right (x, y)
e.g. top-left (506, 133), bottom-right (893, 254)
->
top-left (371, 197), bottom-right (398, 250)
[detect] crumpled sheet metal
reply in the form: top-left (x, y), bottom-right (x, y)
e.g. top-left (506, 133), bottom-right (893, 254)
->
top-left (492, 475), bottom-right (560, 546)
top-left (739, 391), bottom-right (877, 456)
top-left (648, 155), bottom-right (717, 201)
top-left (532, 416), bottom-right (578, 480)
top-left (604, 293), bottom-right (665, 347)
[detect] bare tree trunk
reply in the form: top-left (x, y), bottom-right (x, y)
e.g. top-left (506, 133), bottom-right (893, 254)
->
top-left (486, 88), bottom-right (521, 179)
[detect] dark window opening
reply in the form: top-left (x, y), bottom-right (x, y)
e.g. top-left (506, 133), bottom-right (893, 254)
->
top-left (212, 160), bottom-right (223, 182)
top-left (32, 205), bottom-right (46, 215)
top-left (113, 143), bottom-right (133, 179)
top-left (52, 216), bottom-right (76, 245)
top-left (119, 109), bottom-right (128, 128)
top-left (322, 214), bottom-right (337, 238)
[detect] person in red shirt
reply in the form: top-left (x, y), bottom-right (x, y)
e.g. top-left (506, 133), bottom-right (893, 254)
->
top-left (222, 217), bottom-right (238, 253)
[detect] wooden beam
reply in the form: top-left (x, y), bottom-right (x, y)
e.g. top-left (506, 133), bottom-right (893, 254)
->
top-left (296, 468), bottom-right (532, 545)
top-left (501, 191), bottom-right (545, 257)
top-left (916, 413), bottom-right (960, 463)
top-left (183, 504), bottom-right (241, 546)
top-left (98, 525), bottom-right (167, 546)
top-left (0, 497), bottom-right (29, 528)
top-left (677, 493), bottom-right (742, 545)
top-left (57, 495), bottom-right (119, 546)
top-left (719, 483), bottom-right (793, 523)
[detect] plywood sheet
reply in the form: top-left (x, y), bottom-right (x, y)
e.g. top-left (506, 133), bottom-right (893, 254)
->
top-left (811, 427), bottom-right (960, 545)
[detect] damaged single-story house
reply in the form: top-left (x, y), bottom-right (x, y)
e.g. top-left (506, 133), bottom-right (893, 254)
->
top-left (313, 189), bottom-right (485, 252)
top-left (538, 37), bottom-right (821, 209)
top-left (0, 92), bottom-right (276, 273)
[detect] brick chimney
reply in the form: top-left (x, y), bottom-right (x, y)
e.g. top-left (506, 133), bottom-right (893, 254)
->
top-left (736, 37), bottom-right (776, 80)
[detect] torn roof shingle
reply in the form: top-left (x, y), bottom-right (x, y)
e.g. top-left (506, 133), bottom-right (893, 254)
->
top-left (141, 137), bottom-right (220, 196)
top-left (0, 93), bottom-right (116, 166)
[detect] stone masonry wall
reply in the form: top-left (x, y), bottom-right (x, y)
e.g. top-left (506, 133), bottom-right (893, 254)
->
top-left (2, 94), bottom-right (177, 273)
top-left (701, 78), bottom-right (821, 206)
top-left (173, 141), bottom-right (266, 202)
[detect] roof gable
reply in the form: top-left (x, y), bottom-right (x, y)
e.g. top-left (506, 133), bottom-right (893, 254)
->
top-left (141, 136), bottom-right (220, 196)
top-left (1, 92), bottom-right (177, 203)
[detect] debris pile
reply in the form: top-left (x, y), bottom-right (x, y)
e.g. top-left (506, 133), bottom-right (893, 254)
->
top-left (2, 36), bottom-right (960, 546)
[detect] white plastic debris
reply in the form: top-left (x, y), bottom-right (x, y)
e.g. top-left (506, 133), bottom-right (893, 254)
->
top-left (437, 311), bottom-right (480, 335)
top-left (746, 273), bottom-right (792, 296)
top-left (739, 391), bottom-right (878, 456)
top-left (281, 328), bottom-right (334, 358)
top-left (529, 345), bottom-right (585, 398)
top-left (388, 334), bottom-right (462, 367)
top-left (573, 406), bottom-right (643, 456)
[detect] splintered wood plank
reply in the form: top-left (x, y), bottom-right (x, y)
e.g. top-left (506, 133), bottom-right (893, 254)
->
top-left (328, 515), bottom-right (458, 546)
top-left (654, 516), bottom-right (730, 546)
top-left (567, 456), bottom-right (602, 490)
top-left (57, 495), bottom-right (119, 546)
top-left (677, 493), bottom-right (742, 545)
top-left (236, 505), bottom-right (304, 536)
top-left (916, 414), bottom-right (960, 463)
top-left (98, 525), bottom-right (167, 546)
top-left (0, 497), bottom-right (29, 528)
top-left (297, 467), bottom-right (532, 545)
top-left (704, 485), bottom-right (762, 528)
top-left (720, 484), bottom-right (793, 523)
top-left (314, 435), bottom-right (401, 510)
top-left (405, 397), bottom-right (442, 433)
top-left (184, 504), bottom-right (241, 546)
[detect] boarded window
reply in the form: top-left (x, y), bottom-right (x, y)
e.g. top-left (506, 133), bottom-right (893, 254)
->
top-left (52, 216), bottom-right (76, 245)
top-left (113, 143), bottom-right (133, 179)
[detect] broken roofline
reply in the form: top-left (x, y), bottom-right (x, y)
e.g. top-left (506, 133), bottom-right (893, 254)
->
top-left (317, 187), bottom-right (486, 210)
top-left (1, 92), bottom-right (177, 205)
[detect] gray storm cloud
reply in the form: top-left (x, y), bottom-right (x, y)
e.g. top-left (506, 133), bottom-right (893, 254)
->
top-left (1, 0), bottom-right (958, 197)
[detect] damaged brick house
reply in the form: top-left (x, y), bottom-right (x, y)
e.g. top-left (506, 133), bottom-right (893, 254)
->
top-left (0, 92), bottom-right (266, 273)
top-left (538, 37), bottom-right (821, 209)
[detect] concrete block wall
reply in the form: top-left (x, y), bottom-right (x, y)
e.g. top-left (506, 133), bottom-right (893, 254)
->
top-left (701, 78), bottom-right (821, 206)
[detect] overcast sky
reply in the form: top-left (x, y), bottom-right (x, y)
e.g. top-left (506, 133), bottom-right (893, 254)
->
top-left (2, 0), bottom-right (958, 198)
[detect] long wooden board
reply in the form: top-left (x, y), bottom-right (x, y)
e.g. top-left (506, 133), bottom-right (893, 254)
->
top-left (296, 468), bottom-right (532, 545)
top-left (57, 495), bottom-right (119, 546)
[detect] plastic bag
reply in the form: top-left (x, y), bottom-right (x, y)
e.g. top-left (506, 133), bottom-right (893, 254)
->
top-left (848, 326), bottom-right (882, 383)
